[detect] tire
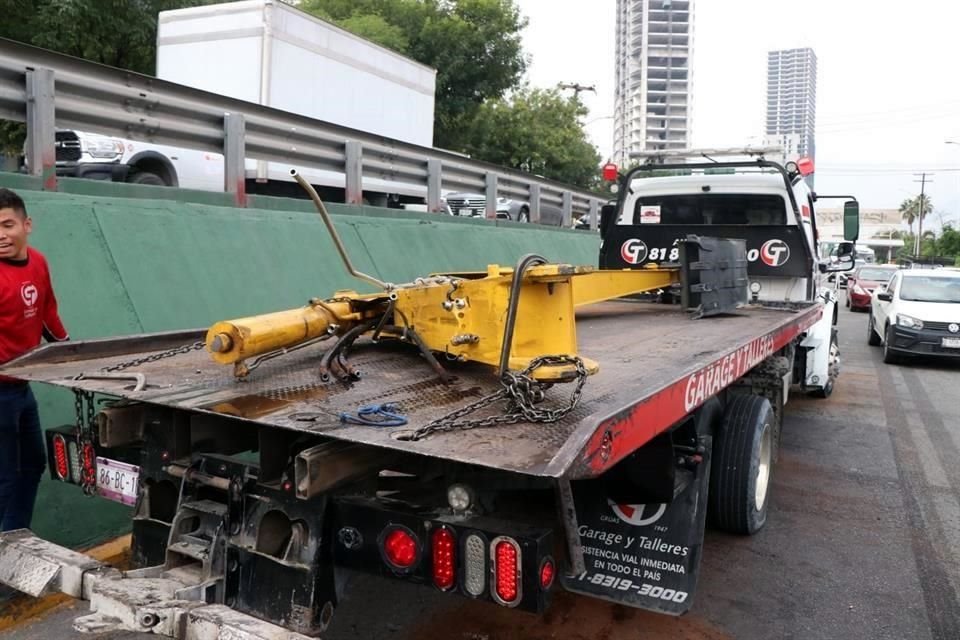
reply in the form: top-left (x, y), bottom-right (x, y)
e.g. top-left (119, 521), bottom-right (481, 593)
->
top-left (882, 324), bottom-right (901, 364)
top-left (517, 206), bottom-right (530, 223)
top-left (845, 296), bottom-right (850, 309)
top-left (867, 310), bottom-right (881, 346)
top-left (709, 395), bottom-right (775, 535)
top-left (809, 328), bottom-right (839, 398)
top-left (127, 171), bottom-right (165, 186)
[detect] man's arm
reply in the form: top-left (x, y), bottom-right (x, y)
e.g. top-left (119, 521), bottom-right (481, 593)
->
top-left (42, 267), bottom-right (69, 342)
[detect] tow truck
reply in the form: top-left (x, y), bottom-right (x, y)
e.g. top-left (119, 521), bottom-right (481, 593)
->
top-left (0, 151), bottom-right (860, 638)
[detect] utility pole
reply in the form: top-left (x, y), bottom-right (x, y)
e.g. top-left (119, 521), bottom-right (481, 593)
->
top-left (558, 83), bottom-right (597, 99)
top-left (913, 173), bottom-right (933, 257)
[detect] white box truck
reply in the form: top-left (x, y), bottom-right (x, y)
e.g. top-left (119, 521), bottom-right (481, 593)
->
top-left (54, 0), bottom-right (437, 204)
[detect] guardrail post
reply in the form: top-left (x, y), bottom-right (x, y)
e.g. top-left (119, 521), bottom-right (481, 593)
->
top-left (223, 113), bottom-right (247, 207)
top-left (485, 173), bottom-right (498, 220)
top-left (562, 192), bottom-right (573, 228)
top-left (589, 199), bottom-right (599, 231)
top-left (25, 68), bottom-right (56, 191)
top-left (345, 141), bottom-right (363, 205)
top-left (529, 184), bottom-right (541, 224)
top-left (427, 159), bottom-right (442, 213)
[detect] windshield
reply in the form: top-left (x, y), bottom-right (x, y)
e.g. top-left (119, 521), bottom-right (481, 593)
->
top-left (618, 194), bottom-right (787, 226)
top-left (899, 276), bottom-right (960, 303)
top-left (857, 267), bottom-right (897, 281)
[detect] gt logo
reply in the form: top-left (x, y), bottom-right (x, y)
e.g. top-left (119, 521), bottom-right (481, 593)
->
top-left (20, 283), bottom-right (38, 307)
top-left (620, 238), bottom-right (648, 265)
top-left (609, 501), bottom-right (667, 527)
top-left (759, 239), bottom-right (790, 267)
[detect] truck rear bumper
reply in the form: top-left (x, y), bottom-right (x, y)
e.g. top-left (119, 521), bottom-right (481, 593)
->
top-left (0, 529), bottom-right (313, 640)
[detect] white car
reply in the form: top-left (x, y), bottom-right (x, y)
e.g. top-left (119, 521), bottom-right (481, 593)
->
top-left (868, 269), bottom-right (960, 363)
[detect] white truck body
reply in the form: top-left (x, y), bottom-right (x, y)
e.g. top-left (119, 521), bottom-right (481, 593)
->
top-left (614, 167), bottom-right (841, 396)
top-left (59, 0), bottom-right (437, 198)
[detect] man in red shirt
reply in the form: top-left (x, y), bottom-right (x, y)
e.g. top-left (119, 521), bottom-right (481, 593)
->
top-left (0, 188), bottom-right (68, 531)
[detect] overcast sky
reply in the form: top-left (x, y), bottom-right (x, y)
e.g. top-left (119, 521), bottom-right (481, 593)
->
top-left (514, 0), bottom-right (960, 227)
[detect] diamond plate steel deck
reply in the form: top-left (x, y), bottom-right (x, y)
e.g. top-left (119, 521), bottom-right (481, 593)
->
top-left (2, 301), bottom-right (818, 479)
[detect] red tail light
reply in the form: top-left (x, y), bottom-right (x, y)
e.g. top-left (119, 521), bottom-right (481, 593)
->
top-left (82, 442), bottom-right (96, 486)
top-left (382, 527), bottom-right (419, 570)
top-left (52, 435), bottom-right (69, 480)
top-left (431, 526), bottom-right (456, 590)
top-left (540, 557), bottom-right (555, 590)
top-left (491, 537), bottom-right (521, 606)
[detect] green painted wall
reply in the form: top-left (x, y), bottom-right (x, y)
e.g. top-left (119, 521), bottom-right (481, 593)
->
top-left (0, 173), bottom-right (599, 548)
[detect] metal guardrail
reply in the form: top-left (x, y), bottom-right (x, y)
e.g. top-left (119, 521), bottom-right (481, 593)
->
top-left (0, 37), bottom-right (602, 228)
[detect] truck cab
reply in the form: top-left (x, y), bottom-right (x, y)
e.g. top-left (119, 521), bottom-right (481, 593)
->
top-left (598, 150), bottom-right (860, 397)
top-left (601, 156), bottom-right (828, 304)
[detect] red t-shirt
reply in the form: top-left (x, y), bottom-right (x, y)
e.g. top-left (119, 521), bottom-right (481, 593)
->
top-left (0, 247), bottom-right (68, 379)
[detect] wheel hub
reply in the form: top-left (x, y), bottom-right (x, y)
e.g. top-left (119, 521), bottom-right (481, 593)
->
top-left (755, 423), bottom-right (772, 511)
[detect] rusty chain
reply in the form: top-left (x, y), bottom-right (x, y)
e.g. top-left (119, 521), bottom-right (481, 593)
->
top-left (100, 341), bottom-right (206, 372)
top-left (73, 389), bottom-right (98, 495)
top-left (400, 355), bottom-right (588, 441)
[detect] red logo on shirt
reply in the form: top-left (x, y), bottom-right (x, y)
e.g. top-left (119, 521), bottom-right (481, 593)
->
top-left (21, 283), bottom-right (38, 307)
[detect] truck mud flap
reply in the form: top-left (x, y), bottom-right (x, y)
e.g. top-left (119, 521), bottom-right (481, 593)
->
top-left (561, 436), bottom-right (712, 615)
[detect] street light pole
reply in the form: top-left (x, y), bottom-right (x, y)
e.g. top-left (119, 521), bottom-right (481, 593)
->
top-left (913, 172), bottom-right (933, 257)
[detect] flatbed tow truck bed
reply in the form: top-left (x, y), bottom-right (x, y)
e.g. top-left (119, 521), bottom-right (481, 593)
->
top-left (3, 300), bottom-right (822, 480)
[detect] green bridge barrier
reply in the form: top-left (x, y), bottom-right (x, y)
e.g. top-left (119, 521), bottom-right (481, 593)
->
top-left (0, 174), bottom-right (599, 548)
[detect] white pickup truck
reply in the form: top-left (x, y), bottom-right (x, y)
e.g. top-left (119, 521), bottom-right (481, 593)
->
top-left (52, 0), bottom-right (437, 206)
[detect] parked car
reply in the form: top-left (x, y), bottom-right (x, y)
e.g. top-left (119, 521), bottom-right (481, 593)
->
top-left (846, 264), bottom-right (899, 311)
top-left (443, 193), bottom-right (564, 226)
top-left (444, 192), bottom-right (529, 221)
top-left (868, 270), bottom-right (960, 363)
top-left (827, 272), bottom-right (848, 289)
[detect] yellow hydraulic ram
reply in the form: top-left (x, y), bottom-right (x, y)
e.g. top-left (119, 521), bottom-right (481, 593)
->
top-left (206, 298), bottom-right (368, 365)
top-left (204, 171), bottom-right (680, 381)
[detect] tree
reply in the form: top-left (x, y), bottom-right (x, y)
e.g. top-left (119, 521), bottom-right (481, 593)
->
top-left (300, 0), bottom-right (528, 151)
top-left (0, 0), bottom-right (226, 153)
top-left (458, 87), bottom-right (600, 188)
top-left (935, 224), bottom-right (960, 258)
top-left (898, 195), bottom-right (933, 234)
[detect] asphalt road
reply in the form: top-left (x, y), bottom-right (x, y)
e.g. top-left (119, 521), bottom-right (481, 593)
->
top-left (5, 294), bottom-right (960, 640)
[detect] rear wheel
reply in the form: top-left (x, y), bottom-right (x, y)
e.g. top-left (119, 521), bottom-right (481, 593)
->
top-left (517, 206), bottom-right (530, 223)
top-left (709, 395), bottom-right (774, 535)
top-left (867, 310), bottom-right (881, 346)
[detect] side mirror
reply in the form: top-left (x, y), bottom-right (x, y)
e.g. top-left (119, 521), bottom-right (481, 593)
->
top-left (843, 200), bottom-right (860, 242)
top-left (819, 241), bottom-right (856, 273)
top-left (877, 291), bottom-right (893, 302)
top-left (599, 203), bottom-right (617, 237)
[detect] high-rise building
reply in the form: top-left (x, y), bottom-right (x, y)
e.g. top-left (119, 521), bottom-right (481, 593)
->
top-left (613, 0), bottom-right (694, 166)
top-left (765, 48), bottom-right (817, 161)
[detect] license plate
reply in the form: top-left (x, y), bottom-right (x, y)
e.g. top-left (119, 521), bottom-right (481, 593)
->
top-left (96, 457), bottom-right (140, 506)
top-left (943, 337), bottom-right (960, 349)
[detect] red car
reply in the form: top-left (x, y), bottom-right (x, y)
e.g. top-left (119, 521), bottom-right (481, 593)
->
top-left (846, 265), bottom-right (899, 311)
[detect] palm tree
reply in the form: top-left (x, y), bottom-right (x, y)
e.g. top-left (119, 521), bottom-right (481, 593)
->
top-left (899, 195), bottom-right (934, 234)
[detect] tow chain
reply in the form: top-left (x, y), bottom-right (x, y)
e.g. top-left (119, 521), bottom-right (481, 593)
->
top-left (400, 355), bottom-right (588, 441)
top-left (69, 340), bottom-right (204, 494)
top-left (74, 389), bottom-right (98, 495)
top-left (100, 341), bottom-right (207, 372)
